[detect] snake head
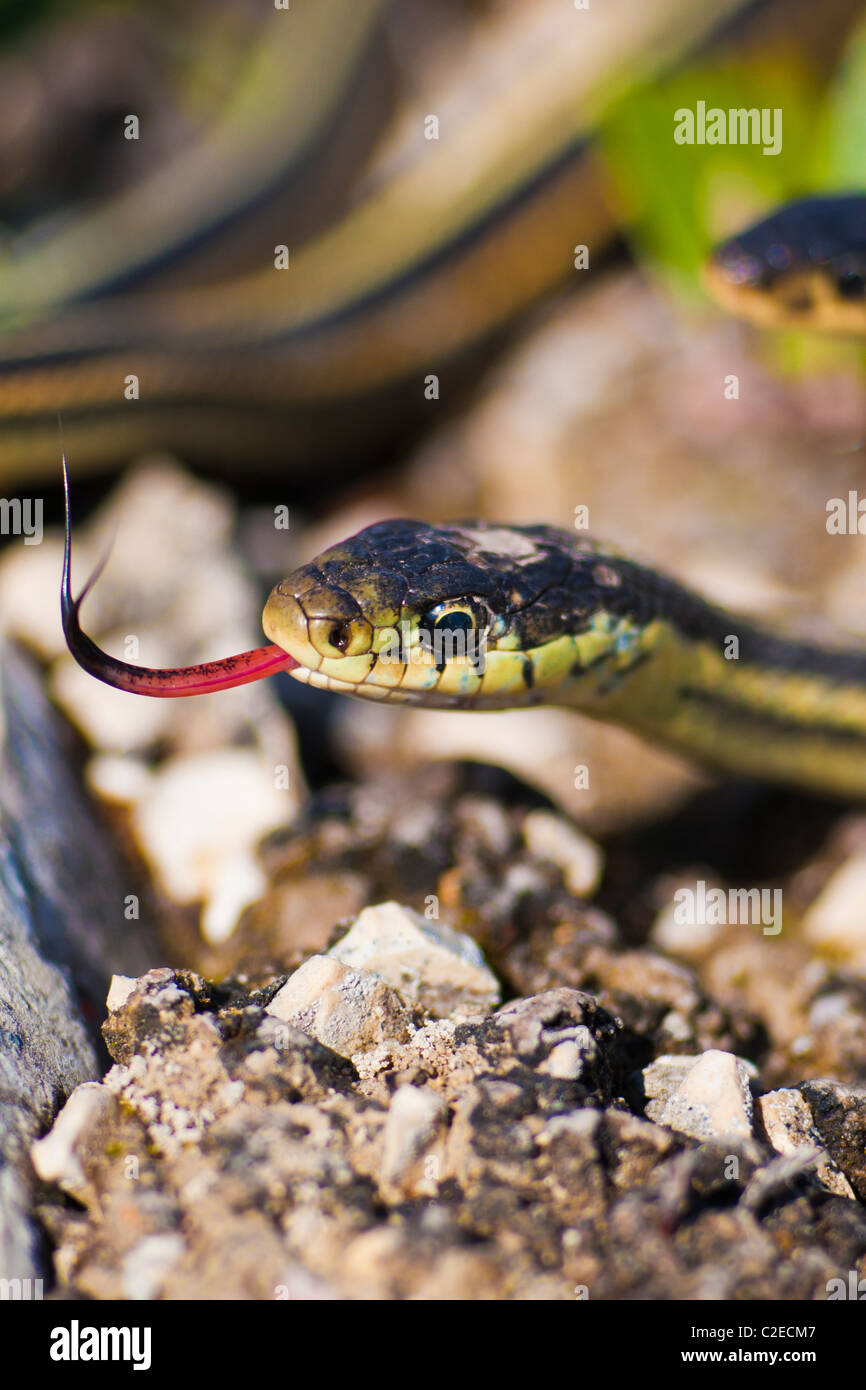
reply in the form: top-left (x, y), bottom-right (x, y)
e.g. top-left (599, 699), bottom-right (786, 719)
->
top-left (704, 194), bottom-right (866, 335)
top-left (263, 519), bottom-right (647, 710)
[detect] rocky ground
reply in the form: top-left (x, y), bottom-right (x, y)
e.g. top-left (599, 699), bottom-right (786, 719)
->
top-left (29, 959), bottom-right (866, 1300)
top-left (26, 774), bottom-right (866, 1300)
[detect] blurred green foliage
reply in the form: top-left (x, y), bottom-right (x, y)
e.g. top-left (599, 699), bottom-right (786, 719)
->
top-left (599, 19), bottom-right (866, 371)
top-left (600, 61), bottom-right (822, 294)
top-left (816, 20), bottom-right (866, 188)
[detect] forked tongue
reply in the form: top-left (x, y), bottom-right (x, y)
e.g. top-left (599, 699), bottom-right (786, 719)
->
top-left (61, 457), bottom-right (297, 697)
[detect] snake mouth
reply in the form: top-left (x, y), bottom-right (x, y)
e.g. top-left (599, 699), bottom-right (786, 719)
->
top-left (704, 260), bottom-right (866, 335)
top-left (705, 248), bottom-right (866, 337)
top-left (263, 581), bottom-right (483, 703)
top-left (702, 257), bottom-right (774, 322)
top-left (703, 258), bottom-right (817, 328)
top-left (262, 583), bottom-right (374, 665)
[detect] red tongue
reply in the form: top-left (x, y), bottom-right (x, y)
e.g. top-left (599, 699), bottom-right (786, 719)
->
top-left (61, 457), bottom-right (297, 697)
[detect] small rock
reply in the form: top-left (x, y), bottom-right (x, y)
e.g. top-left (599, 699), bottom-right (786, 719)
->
top-left (86, 754), bottom-right (153, 806)
top-left (756, 1088), bottom-right (854, 1199)
top-left (30, 1083), bottom-right (117, 1205)
top-left (132, 748), bottom-right (293, 943)
top-left (659, 1010), bottom-right (695, 1043)
top-left (120, 1234), bottom-right (185, 1301)
top-left (380, 1085), bottom-right (446, 1189)
top-left (801, 851), bottom-right (866, 970)
top-left (454, 796), bottom-right (512, 856)
top-left (266, 955), bottom-right (414, 1056)
top-left (740, 1149), bottom-right (828, 1212)
top-left (602, 1110), bottom-right (679, 1190)
top-left (655, 1049), bottom-right (755, 1142)
top-left (106, 976), bottom-right (138, 1012)
top-left (537, 1109), bottom-right (602, 1146)
top-left (642, 1055), bottom-right (703, 1120)
top-left (329, 901), bottom-right (500, 1019)
top-left (652, 881), bottom-right (727, 958)
top-left (521, 811), bottom-right (603, 896)
top-left (799, 1079), bottom-right (866, 1201)
top-left (493, 988), bottom-right (622, 1098)
top-left (539, 1038), bottom-right (592, 1079)
top-left (808, 992), bottom-right (850, 1029)
top-left (214, 869), bottom-right (369, 980)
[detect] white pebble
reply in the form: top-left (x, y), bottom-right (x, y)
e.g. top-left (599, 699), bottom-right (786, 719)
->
top-left (132, 748), bottom-right (293, 935)
top-left (329, 901), bottom-right (500, 1018)
top-left (521, 810), bottom-right (603, 896)
top-left (802, 852), bottom-right (866, 969)
top-left (267, 955), bottom-right (414, 1056)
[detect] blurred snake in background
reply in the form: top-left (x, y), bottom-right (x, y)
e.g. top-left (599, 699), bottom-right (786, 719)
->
top-left (2, 0), bottom-right (864, 480)
top-left (42, 0), bottom-right (866, 798)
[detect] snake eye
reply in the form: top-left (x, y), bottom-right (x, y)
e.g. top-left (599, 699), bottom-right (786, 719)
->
top-left (418, 600), bottom-right (488, 672)
top-left (330, 623), bottom-right (350, 652)
top-left (421, 600), bottom-right (482, 639)
top-left (433, 610), bottom-right (474, 635)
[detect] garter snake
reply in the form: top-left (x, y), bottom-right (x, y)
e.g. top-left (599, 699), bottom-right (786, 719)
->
top-left (62, 510), bottom-right (866, 798)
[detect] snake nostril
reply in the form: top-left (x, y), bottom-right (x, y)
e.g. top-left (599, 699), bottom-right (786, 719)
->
top-left (307, 613), bottom-right (372, 658)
